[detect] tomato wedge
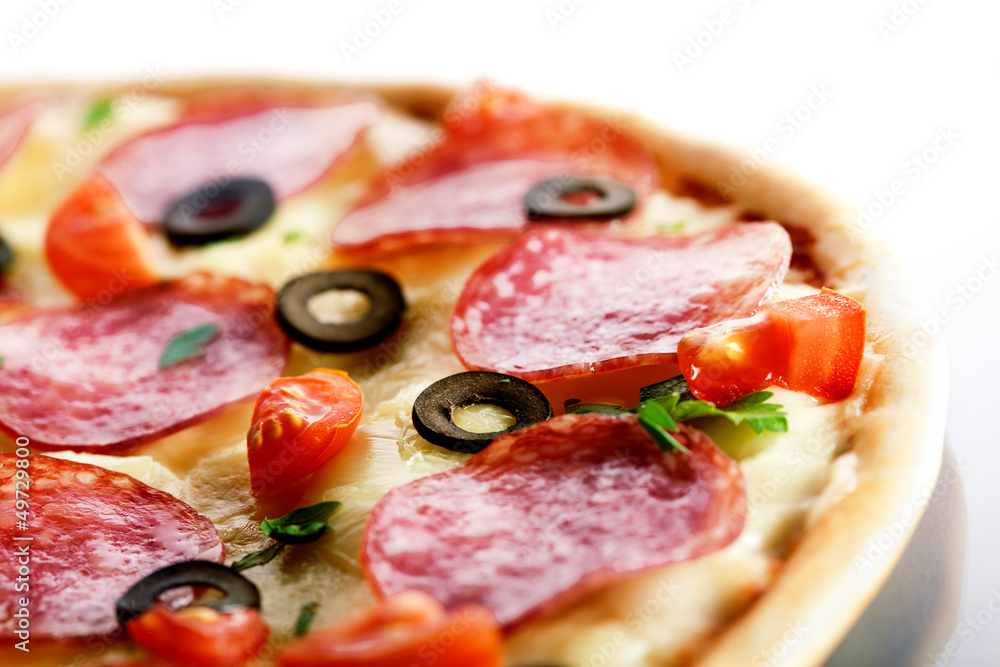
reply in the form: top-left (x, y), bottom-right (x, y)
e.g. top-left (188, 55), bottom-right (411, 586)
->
top-left (276, 591), bottom-right (503, 667)
top-left (247, 368), bottom-right (364, 494)
top-left (677, 289), bottom-right (866, 404)
top-left (126, 605), bottom-right (269, 667)
top-left (45, 175), bottom-right (158, 301)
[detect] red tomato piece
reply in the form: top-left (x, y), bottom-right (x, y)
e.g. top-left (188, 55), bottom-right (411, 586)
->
top-left (677, 289), bottom-right (866, 404)
top-left (276, 591), bottom-right (503, 667)
top-left (247, 368), bottom-right (364, 494)
top-left (126, 605), bottom-right (269, 667)
top-left (45, 175), bottom-right (158, 301)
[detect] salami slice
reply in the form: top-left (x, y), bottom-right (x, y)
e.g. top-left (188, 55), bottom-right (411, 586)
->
top-left (98, 100), bottom-right (379, 223)
top-left (361, 414), bottom-right (746, 629)
top-left (331, 85), bottom-right (657, 253)
top-left (451, 223), bottom-right (792, 382)
top-left (0, 99), bottom-right (42, 171)
top-left (0, 453), bottom-right (223, 638)
top-left (0, 273), bottom-right (289, 452)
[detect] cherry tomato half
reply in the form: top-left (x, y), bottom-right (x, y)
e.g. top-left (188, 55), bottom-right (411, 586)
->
top-left (126, 605), bottom-right (269, 667)
top-left (276, 591), bottom-right (503, 667)
top-left (247, 368), bottom-right (364, 494)
top-left (45, 175), bottom-right (158, 301)
top-left (677, 289), bottom-right (866, 405)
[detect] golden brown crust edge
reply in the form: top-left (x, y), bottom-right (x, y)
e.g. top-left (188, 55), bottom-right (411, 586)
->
top-left (0, 77), bottom-right (948, 667)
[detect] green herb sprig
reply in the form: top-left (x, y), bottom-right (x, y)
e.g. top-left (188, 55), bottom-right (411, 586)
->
top-left (230, 501), bottom-right (341, 572)
top-left (565, 375), bottom-right (788, 454)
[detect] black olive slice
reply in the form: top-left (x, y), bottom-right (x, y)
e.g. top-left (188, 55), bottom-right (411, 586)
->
top-left (412, 371), bottom-right (553, 454)
top-left (524, 176), bottom-right (637, 220)
top-left (163, 178), bottom-right (276, 246)
top-left (0, 234), bottom-right (12, 273)
top-left (276, 270), bottom-right (405, 353)
top-left (116, 560), bottom-right (261, 627)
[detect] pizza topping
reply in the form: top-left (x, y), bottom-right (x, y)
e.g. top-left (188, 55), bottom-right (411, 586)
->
top-left (524, 176), bottom-right (637, 220)
top-left (293, 601), bottom-right (320, 637)
top-left (44, 175), bottom-right (159, 301)
top-left (678, 289), bottom-right (866, 404)
top-left (117, 561), bottom-right (262, 627)
top-left (0, 99), bottom-right (41, 171)
top-left (260, 500), bottom-right (341, 544)
top-left (411, 371), bottom-right (553, 454)
top-left (331, 85), bottom-right (657, 253)
top-left (567, 375), bottom-right (788, 452)
top-left (276, 270), bottom-right (406, 353)
top-left (452, 223), bottom-right (792, 382)
top-left (0, 234), bottom-right (12, 273)
top-left (275, 591), bottom-right (503, 667)
top-left (231, 501), bottom-right (342, 571)
top-left (127, 605), bottom-right (270, 667)
top-left (162, 177), bottom-right (276, 246)
top-left (247, 370), bottom-right (364, 494)
top-left (160, 323), bottom-right (219, 369)
top-left (361, 413), bottom-right (746, 629)
top-left (0, 273), bottom-right (289, 451)
top-left (0, 453), bottom-right (224, 639)
top-left (98, 100), bottom-right (379, 223)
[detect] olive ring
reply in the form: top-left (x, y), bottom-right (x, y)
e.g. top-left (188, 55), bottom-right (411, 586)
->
top-left (524, 176), bottom-right (637, 220)
top-left (116, 560), bottom-right (261, 627)
top-left (412, 371), bottom-right (553, 454)
top-left (276, 270), bottom-right (406, 353)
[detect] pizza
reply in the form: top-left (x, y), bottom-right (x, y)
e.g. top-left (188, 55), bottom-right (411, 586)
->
top-left (0, 79), bottom-right (947, 666)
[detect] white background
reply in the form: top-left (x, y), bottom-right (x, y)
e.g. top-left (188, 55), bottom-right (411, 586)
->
top-left (1, 0), bottom-right (997, 664)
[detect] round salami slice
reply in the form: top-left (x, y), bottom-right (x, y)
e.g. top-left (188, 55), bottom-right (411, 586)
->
top-left (451, 222), bottom-right (792, 382)
top-left (331, 85), bottom-right (657, 254)
top-left (0, 99), bottom-right (42, 171)
top-left (361, 413), bottom-right (746, 629)
top-left (98, 100), bottom-right (379, 223)
top-left (0, 273), bottom-right (289, 452)
top-left (0, 453), bottom-right (224, 638)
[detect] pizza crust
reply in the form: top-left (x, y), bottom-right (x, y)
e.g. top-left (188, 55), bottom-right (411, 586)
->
top-left (0, 79), bottom-right (947, 666)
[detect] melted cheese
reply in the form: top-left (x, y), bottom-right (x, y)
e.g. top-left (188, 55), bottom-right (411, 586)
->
top-left (0, 99), bottom-right (867, 667)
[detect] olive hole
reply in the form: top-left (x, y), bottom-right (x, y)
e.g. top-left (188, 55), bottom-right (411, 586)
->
top-left (559, 186), bottom-right (604, 206)
top-left (451, 403), bottom-right (518, 434)
top-left (306, 288), bottom-right (373, 325)
top-left (196, 196), bottom-right (242, 219)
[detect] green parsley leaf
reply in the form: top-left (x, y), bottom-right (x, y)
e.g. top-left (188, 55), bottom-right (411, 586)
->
top-left (635, 400), bottom-right (690, 454)
top-left (713, 392), bottom-right (789, 435)
top-left (652, 390), bottom-right (788, 435)
top-left (498, 378), bottom-right (511, 384)
top-left (159, 323), bottom-right (219, 369)
top-left (83, 98), bottom-right (115, 131)
top-left (283, 230), bottom-right (306, 244)
top-left (230, 542), bottom-right (284, 572)
top-left (294, 602), bottom-right (320, 637)
top-left (566, 402), bottom-right (629, 416)
top-left (260, 501), bottom-right (341, 545)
